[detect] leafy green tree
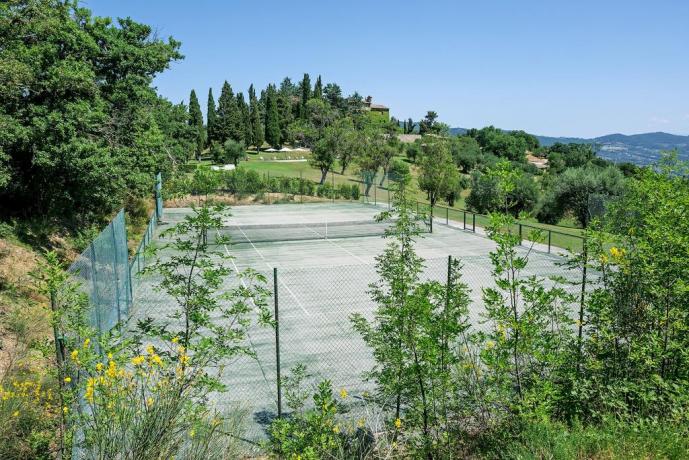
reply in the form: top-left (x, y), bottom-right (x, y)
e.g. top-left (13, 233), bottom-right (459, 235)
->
top-left (450, 135), bottom-right (482, 172)
top-left (298, 73), bottom-right (311, 119)
top-left (546, 142), bottom-right (595, 168)
top-left (405, 140), bottom-right (422, 163)
top-left (352, 182), bottom-right (472, 457)
top-left (468, 126), bottom-right (529, 162)
top-left (276, 92), bottom-right (293, 144)
top-left (212, 139), bottom-right (246, 166)
top-left (264, 85), bottom-right (281, 148)
top-left (537, 164), bottom-right (625, 227)
top-left (576, 154), bottom-right (689, 420)
top-left (310, 118), bottom-right (354, 183)
top-left (248, 84), bottom-right (264, 150)
top-left (466, 162), bottom-right (540, 216)
top-left (405, 118), bottom-right (415, 134)
top-left (417, 140), bottom-right (461, 213)
top-left (188, 89), bottom-right (205, 160)
top-left (0, 0), bottom-right (185, 222)
top-left (206, 88), bottom-right (218, 147)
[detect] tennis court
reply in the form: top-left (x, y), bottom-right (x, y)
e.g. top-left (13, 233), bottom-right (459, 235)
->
top-left (130, 202), bottom-right (582, 447)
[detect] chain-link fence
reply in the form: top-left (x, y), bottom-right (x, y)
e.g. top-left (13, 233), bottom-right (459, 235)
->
top-left (66, 173), bottom-right (163, 335)
top-left (66, 210), bottom-right (132, 335)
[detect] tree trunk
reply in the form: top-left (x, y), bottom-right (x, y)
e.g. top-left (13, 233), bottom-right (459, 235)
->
top-left (319, 168), bottom-right (328, 185)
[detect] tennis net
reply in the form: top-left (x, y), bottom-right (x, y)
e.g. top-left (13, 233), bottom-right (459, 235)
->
top-left (210, 218), bottom-right (431, 245)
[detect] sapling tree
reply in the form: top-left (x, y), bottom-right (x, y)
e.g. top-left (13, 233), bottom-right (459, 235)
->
top-left (351, 181), bottom-right (473, 458)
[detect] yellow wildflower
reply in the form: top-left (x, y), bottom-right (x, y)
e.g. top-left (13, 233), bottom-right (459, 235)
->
top-left (609, 246), bottom-right (625, 259)
top-left (132, 355), bottom-right (145, 366)
top-left (83, 338), bottom-right (90, 348)
top-left (96, 362), bottom-right (104, 372)
top-left (333, 425), bottom-right (340, 434)
top-left (486, 340), bottom-right (496, 349)
top-left (189, 429), bottom-right (196, 439)
top-left (146, 344), bottom-right (155, 355)
top-left (146, 397), bottom-right (154, 407)
top-left (150, 354), bottom-right (163, 366)
top-left (171, 336), bottom-right (179, 344)
top-left (107, 353), bottom-right (113, 360)
top-left (64, 376), bottom-right (71, 383)
top-left (339, 388), bottom-right (348, 399)
top-left (70, 350), bottom-right (79, 361)
top-left (394, 418), bottom-right (402, 429)
top-left (180, 354), bottom-right (190, 365)
top-left (357, 418), bottom-right (365, 428)
top-left (106, 361), bottom-right (117, 378)
top-left (63, 406), bottom-right (68, 414)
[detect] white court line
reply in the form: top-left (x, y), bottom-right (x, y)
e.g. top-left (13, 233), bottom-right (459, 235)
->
top-left (298, 220), bottom-right (369, 265)
top-left (226, 225), bottom-right (311, 317)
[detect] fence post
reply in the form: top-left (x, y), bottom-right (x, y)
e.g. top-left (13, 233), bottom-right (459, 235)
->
top-left (89, 243), bottom-right (104, 339)
top-left (123, 215), bottom-right (133, 313)
top-left (387, 186), bottom-right (390, 210)
top-left (463, 211), bottom-right (466, 229)
top-left (274, 267), bottom-right (282, 418)
top-left (472, 213), bottom-right (476, 232)
top-left (577, 242), bottom-right (588, 374)
top-left (300, 171), bottom-right (303, 204)
top-left (518, 224), bottom-right (523, 245)
top-left (110, 222), bottom-right (122, 326)
top-left (446, 207), bottom-right (449, 225)
top-left (548, 231), bottom-right (552, 253)
top-left (331, 169), bottom-right (335, 203)
top-left (429, 206), bottom-right (433, 233)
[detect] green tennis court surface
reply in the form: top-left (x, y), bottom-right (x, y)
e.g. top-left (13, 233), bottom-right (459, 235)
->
top-left (130, 202), bottom-right (582, 449)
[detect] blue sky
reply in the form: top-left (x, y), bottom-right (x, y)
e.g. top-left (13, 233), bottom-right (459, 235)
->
top-left (86, 0), bottom-right (689, 138)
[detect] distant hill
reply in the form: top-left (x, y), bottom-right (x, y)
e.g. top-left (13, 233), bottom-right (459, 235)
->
top-left (449, 128), bottom-right (689, 165)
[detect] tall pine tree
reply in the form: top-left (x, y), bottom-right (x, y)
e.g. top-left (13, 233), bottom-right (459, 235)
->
top-left (264, 84), bottom-right (281, 148)
top-left (206, 88), bottom-right (217, 146)
top-left (249, 84), bottom-right (264, 151)
top-left (188, 89), bottom-right (205, 159)
top-left (313, 75), bottom-right (323, 99)
top-left (299, 73), bottom-right (311, 119)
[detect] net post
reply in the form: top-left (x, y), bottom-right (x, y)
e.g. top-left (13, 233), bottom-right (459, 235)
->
top-left (518, 223), bottom-right (523, 245)
top-left (387, 186), bottom-right (390, 210)
top-left (300, 171), bottom-right (303, 204)
top-left (273, 267), bottom-right (282, 418)
top-left (446, 206), bottom-right (449, 225)
top-left (548, 231), bottom-right (552, 253)
top-left (374, 183), bottom-right (377, 205)
top-left (463, 211), bottom-right (466, 229)
top-left (472, 213), bottom-right (476, 232)
top-left (331, 169), bottom-right (335, 203)
top-left (429, 204), bottom-right (433, 233)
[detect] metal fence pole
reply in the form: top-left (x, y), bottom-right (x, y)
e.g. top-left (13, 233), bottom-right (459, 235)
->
top-left (548, 231), bottom-right (552, 253)
top-left (374, 184), bottom-right (377, 205)
top-left (110, 222), bottom-right (122, 325)
top-left (274, 267), bottom-right (282, 418)
top-left (472, 213), bottom-right (476, 232)
top-left (463, 211), bottom-right (466, 229)
top-left (331, 169), bottom-right (335, 203)
top-left (387, 186), bottom-right (390, 210)
top-left (89, 243), bottom-right (103, 340)
top-left (577, 242), bottom-right (588, 373)
top-left (518, 224), bottom-right (523, 245)
top-left (300, 171), bottom-right (303, 204)
top-left (446, 207), bottom-right (449, 225)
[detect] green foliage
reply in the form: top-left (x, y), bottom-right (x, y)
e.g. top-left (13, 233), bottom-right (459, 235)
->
top-left (0, 0), bottom-right (188, 223)
top-left (546, 142), bottom-right (596, 170)
top-left (538, 164), bottom-right (625, 227)
top-left (467, 161), bottom-right (540, 216)
top-left (206, 88), bottom-right (217, 148)
top-left (264, 85), bottom-right (281, 148)
top-left (450, 135), bottom-right (482, 173)
top-left (216, 81), bottom-right (242, 144)
top-left (211, 139), bottom-right (245, 166)
top-left (467, 126), bottom-right (530, 162)
top-left (189, 89), bottom-right (205, 159)
top-left (417, 139), bottom-right (462, 209)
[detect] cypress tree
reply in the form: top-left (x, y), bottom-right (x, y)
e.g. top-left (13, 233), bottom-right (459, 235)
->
top-left (313, 75), bottom-right (323, 100)
top-left (264, 85), bottom-right (281, 148)
top-left (216, 81), bottom-right (239, 143)
top-left (249, 84), bottom-right (264, 151)
top-left (237, 92), bottom-right (251, 146)
top-left (206, 88), bottom-right (217, 146)
top-left (188, 89), bottom-right (205, 159)
top-left (299, 73), bottom-right (311, 119)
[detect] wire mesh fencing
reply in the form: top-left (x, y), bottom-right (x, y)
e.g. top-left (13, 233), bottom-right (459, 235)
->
top-left (66, 210), bottom-right (132, 336)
